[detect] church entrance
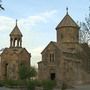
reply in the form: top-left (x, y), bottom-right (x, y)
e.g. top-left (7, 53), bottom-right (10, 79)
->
top-left (50, 73), bottom-right (55, 80)
top-left (5, 63), bottom-right (8, 79)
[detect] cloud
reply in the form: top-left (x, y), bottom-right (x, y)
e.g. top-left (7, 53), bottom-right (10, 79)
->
top-left (0, 10), bottom-right (57, 31)
top-left (19, 10), bottom-right (57, 27)
top-left (0, 10), bottom-right (57, 32)
top-left (30, 46), bottom-right (45, 67)
top-left (31, 46), bottom-right (47, 67)
top-left (31, 46), bottom-right (45, 56)
top-left (0, 16), bottom-right (14, 31)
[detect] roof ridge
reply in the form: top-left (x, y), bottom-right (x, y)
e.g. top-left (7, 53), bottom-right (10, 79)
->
top-left (56, 13), bottom-right (79, 30)
top-left (10, 23), bottom-right (22, 36)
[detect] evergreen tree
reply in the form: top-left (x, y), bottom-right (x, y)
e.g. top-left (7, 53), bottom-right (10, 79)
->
top-left (18, 63), bottom-right (37, 80)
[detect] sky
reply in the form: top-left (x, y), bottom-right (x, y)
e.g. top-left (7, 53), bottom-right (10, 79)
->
top-left (0, 0), bottom-right (90, 67)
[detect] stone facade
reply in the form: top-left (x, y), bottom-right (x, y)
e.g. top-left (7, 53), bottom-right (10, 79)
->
top-left (0, 21), bottom-right (31, 80)
top-left (38, 11), bottom-right (90, 85)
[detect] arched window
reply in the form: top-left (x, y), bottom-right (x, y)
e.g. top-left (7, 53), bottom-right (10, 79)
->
top-left (5, 63), bottom-right (8, 79)
top-left (50, 53), bottom-right (55, 62)
top-left (61, 33), bottom-right (63, 39)
top-left (15, 39), bottom-right (17, 47)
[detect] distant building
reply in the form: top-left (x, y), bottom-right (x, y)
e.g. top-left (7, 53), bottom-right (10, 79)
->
top-left (0, 20), bottom-right (31, 80)
top-left (38, 10), bottom-right (90, 85)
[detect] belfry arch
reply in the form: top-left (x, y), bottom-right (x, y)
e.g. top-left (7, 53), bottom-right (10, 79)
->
top-left (10, 20), bottom-right (22, 48)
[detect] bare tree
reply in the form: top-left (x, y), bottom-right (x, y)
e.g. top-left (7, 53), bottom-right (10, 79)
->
top-left (79, 7), bottom-right (90, 44)
top-left (0, 0), bottom-right (4, 10)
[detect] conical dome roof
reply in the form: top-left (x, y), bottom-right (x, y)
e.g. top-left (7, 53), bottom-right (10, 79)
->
top-left (10, 20), bottom-right (22, 37)
top-left (56, 13), bottom-right (79, 30)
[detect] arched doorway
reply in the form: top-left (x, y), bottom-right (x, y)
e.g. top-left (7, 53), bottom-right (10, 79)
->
top-left (5, 63), bottom-right (8, 79)
top-left (50, 73), bottom-right (56, 80)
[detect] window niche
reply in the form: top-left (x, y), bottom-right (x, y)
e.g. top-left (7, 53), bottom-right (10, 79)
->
top-left (61, 33), bottom-right (63, 39)
top-left (5, 63), bottom-right (8, 79)
top-left (50, 53), bottom-right (55, 62)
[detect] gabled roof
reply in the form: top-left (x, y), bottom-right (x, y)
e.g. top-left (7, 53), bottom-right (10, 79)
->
top-left (10, 20), bottom-right (22, 36)
top-left (56, 13), bottom-right (79, 30)
top-left (41, 41), bottom-right (60, 54)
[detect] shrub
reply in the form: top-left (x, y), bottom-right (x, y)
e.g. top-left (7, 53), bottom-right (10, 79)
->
top-left (18, 63), bottom-right (28, 80)
top-left (27, 80), bottom-right (36, 90)
top-left (0, 80), bottom-right (4, 87)
top-left (2, 79), bottom-right (27, 87)
top-left (18, 64), bottom-right (37, 80)
top-left (42, 80), bottom-right (56, 90)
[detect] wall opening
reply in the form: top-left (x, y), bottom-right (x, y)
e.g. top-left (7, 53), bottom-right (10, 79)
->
top-left (5, 63), bottom-right (8, 79)
top-left (50, 73), bottom-right (55, 80)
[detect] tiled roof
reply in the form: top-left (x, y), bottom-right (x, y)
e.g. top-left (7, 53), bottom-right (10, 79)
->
top-left (41, 41), bottom-right (60, 54)
top-left (56, 13), bottom-right (79, 29)
top-left (10, 24), bottom-right (22, 36)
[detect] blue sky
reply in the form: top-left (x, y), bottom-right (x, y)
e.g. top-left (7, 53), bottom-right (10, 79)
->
top-left (0, 0), bottom-right (90, 67)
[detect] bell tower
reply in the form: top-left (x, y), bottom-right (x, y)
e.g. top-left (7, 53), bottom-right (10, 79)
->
top-left (10, 20), bottom-right (23, 48)
top-left (56, 8), bottom-right (80, 48)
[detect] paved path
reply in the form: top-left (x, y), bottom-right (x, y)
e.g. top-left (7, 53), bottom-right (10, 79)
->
top-left (66, 84), bottom-right (90, 90)
top-left (0, 87), bottom-right (20, 90)
top-left (54, 84), bottom-right (90, 90)
top-left (1, 85), bottom-right (90, 90)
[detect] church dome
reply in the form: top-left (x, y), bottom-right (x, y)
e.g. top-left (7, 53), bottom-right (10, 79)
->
top-left (56, 12), bottom-right (79, 30)
top-left (10, 20), bottom-right (22, 37)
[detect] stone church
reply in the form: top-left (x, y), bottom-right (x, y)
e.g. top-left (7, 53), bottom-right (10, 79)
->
top-left (0, 21), bottom-right (31, 80)
top-left (38, 11), bottom-right (90, 85)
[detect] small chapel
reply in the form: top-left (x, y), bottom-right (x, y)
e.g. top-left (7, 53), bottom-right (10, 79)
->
top-left (38, 9), bottom-right (90, 85)
top-left (0, 20), bottom-right (31, 80)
